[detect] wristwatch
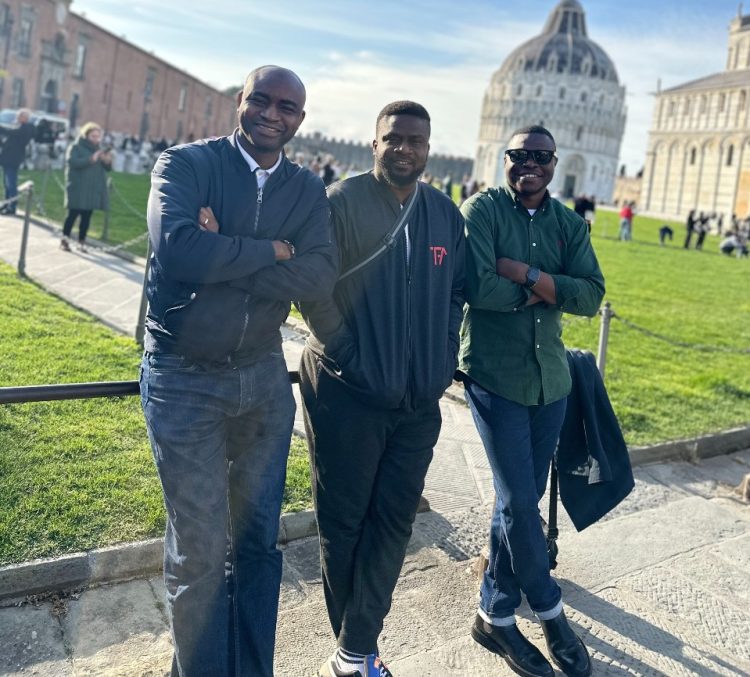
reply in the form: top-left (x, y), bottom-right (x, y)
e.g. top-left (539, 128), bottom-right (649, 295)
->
top-left (524, 265), bottom-right (541, 289)
top-left (281, 240), bottom-right (296, 258)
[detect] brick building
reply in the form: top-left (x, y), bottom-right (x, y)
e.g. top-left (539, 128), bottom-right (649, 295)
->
top-left (0, 0), bottom-right (236, 141)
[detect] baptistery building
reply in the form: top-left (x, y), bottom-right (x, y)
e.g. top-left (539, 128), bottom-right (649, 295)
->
top-left (640, 9), bottom-right (750, 219)
top-left (474, 0), bottom-right (626, 201)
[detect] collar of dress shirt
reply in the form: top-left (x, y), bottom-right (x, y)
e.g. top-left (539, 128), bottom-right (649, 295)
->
top-left (235, 132), bottom-right (283, 176)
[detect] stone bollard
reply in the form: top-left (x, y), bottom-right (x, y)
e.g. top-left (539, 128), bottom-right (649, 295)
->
top-left (474, 545), bottom-right (489, 583)
top-left (736, 473), bottom-right (750, 502)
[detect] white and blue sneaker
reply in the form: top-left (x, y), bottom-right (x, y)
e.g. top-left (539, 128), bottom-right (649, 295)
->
top-left (317, 650), bottom-right (393, 677)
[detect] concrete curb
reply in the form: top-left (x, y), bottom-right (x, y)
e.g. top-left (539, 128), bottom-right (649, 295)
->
top-left (0, 497), bottom-right (431, 603)
top-left (630, 425), bottom-right (750, 465)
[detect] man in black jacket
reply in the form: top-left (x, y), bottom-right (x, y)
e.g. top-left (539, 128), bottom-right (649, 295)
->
top-left (299, 101), bottom-right (465, 677)
top-left (140, 65), bottom-right (337, 677)
top-left (0, 109), bottom-right (35, 215)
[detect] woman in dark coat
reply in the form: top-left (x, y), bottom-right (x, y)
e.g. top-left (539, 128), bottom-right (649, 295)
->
top-left (60, 122), bottom-right (112, 252)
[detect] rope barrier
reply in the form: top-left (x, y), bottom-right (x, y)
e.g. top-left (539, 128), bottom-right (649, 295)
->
top-left (21, 169), bottom-right (149, 256)
top-left (612, 314), bottom-right (750, 355)
top-left (109, 180), bottom-right (147, 220)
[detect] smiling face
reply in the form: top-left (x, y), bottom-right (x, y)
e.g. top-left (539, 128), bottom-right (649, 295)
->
top-left (236, 66), bottom-right (306, 167)
top-left (373, 114), bottom-right (430, 197)
top-left (504, 132), bottom-right (557, 209)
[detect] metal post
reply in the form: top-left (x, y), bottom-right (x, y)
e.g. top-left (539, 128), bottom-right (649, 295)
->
top-left (17, 183), bottom-right (34, 277)
top-left (39, 165), bottom-right (51, 209)
top-left (102, 177), bottom-right (112, 242)
top-left (134, 238), bottom-right (152, 345)
top-left (596, 301), bottom-right (613, 378)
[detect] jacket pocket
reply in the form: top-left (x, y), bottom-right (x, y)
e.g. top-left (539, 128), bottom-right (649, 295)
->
top-left (162, 284), bottom-right (249, 362)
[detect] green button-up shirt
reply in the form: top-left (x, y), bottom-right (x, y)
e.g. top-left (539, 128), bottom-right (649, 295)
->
top-left (458, 186), bottom-right (605, 406)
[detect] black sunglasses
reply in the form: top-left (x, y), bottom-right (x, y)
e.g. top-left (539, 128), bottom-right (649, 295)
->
top-left (504, 149), bottom-right (557, 165)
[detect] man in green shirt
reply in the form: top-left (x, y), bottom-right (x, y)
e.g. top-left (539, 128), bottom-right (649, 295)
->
top-left (459, 125), bottom-right (604, 677)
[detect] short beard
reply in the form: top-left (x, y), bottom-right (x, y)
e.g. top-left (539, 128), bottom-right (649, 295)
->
top-left (376, 155), bottom-right (424, 188)
top-left (238, 116), bottom-right (283, 155)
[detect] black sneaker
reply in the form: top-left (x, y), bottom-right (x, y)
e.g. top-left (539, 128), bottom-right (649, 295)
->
top-left (471, 615), bottom-right (553, 677)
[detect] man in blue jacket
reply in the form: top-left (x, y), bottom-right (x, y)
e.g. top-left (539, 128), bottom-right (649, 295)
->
top-left (299, 101), bottom-right (465, 677)
top-left (140, 65), bottom-right (337, 677)
top-left (0, 109), bottom-right (35, 215)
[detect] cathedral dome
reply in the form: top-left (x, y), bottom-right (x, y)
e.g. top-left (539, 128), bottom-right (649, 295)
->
top-left (495, 0), bottom-right (619, 83)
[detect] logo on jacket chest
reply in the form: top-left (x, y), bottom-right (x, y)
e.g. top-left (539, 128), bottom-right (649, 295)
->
top-left (429, 245), bottom-right (447, 266)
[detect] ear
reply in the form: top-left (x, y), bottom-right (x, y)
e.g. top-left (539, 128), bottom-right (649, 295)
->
top-left (372, 139), bottom-right (378, 155)
top-left (236, 89), bottom-right (244, 108)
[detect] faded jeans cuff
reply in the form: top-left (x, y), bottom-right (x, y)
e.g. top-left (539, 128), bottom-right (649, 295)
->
top-left (478, 607), bottom-right (516, 627)
top-left (534, 600), bottom-right (564, 621)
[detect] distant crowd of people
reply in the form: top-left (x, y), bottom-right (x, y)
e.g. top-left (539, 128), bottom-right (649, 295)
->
top-left (684, 209), bottom-right (749, 257)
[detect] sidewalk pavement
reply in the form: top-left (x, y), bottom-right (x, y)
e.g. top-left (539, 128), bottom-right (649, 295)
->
top-left (1, 214), bottom-right (750, 676)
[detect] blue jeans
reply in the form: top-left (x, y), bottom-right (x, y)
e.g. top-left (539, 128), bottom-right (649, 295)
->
top-left (140, 351), bottom-right (295, 677)
top-left (465, 380), bottom-right (566, 623)
top-left (3, 165), bottom-right (18, 213)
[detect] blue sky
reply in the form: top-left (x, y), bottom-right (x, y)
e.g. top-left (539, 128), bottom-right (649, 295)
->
top-left (71, 0), bottom-right (743, 174)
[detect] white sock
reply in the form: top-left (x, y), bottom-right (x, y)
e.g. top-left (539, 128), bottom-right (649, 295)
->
top-left (335, 647), bottom-right (367, 674)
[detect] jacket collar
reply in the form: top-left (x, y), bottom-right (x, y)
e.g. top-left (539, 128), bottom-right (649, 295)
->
top-left (501, 183), bottom-right (551, 213)
top-left (227, 130), bottom-right (292, 181)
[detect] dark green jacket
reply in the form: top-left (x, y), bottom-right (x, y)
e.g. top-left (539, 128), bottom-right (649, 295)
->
top-left (459, 186), bottom-right (605, 406)
top-left (65, 138), bottom-right (111, 211)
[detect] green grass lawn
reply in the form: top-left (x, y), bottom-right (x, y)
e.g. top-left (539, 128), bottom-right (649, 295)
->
top-left (563, 208), bottom-right (750, 446)
top-left (19, 168), bottom-right (151, 257)
top-left (0, 263), bottom-right (311, 565)
top-left (2, 191), bottom-right (749, 565)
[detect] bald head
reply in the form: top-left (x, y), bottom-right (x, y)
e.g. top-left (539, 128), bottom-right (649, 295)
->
top-left (242, 65), bottom-right (306, 107)
top-left (236, 65), bottom-right (307, 168)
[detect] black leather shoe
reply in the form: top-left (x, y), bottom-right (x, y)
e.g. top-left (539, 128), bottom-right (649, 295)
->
top-left (540, 612), bottom-right (592, 676)
top-left (471, 616), bottom-right (553, 677)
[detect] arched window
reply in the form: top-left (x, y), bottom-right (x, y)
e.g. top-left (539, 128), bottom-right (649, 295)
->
top-left (536, 85), bottom-right (543, 97)
top-left (690, 147), bottom-right (697, 165)
top-left (576, 126), bottom-right (583, 141)
top-left (516, 84), bottom-right (523, 96)
top-left (699, 95), bottom-right (708, 114)
top-left (727, 144), bottom-right (735, 166)
top-left (719, 93), bottom-right (727, 112)
top-left (559, 87), bottom-right (566, 100)
top-left (740, 91), bottom-right (747, 111)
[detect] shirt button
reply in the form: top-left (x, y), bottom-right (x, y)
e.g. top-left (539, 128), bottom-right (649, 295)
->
top-left (537, 319), bottom-right (541, 323)
top-left (532, 242), bottom-right (537, 247)
top-left (536, 344), bottom-right (540, 349)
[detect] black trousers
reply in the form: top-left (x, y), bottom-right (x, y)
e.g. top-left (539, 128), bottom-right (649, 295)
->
top-left (63, 208), bottom-right (93, 242)
top-left (299, 347), bottom-right (441, 654)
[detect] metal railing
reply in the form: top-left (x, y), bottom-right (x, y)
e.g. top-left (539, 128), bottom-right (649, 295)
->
top-left (6, 179), bottom-right (35, 277)
top-left (0, 372), bottom-right (301, 406)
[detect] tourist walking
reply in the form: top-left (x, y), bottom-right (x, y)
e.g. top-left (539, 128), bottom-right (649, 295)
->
top-left (618, 201), bottom-right (633, 241)
top-left (684, 209), bottom-right (696, 249)
top-left (0, 108), bottom-right (35, 215)
top-left (60, 122), bottom-right (112, 252)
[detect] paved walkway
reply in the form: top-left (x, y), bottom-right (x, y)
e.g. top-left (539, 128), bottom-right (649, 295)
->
top-left (1, 214), bottom-right (750, 675)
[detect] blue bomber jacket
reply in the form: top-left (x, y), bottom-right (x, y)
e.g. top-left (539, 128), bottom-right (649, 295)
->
top-left (144, 133), bottom-right (338, 364)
